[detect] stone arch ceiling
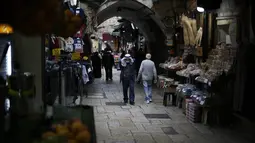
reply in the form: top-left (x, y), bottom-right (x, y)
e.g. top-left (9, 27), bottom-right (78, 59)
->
top-left (95, 0), bottom-right (166, 42)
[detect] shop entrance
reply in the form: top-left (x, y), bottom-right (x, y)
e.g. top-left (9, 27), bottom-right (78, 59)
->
top-left (95, 0), bottom-right (168, 69)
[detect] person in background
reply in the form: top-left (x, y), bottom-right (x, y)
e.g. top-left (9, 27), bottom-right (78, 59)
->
top-left (137, 53), bottom-right (157, 104)
top-left (102, 49), bottom-right (114, 81)
top-left (120, 54), bottom-right (136, 105)
top-left (91, 51), bottom-right (102, 78)
top-left (135, 48), bottom-right (145, 77)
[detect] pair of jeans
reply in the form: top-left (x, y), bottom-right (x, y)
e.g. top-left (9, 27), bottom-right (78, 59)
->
top-left (122, 78), bottom-right (135, 102)
top-left (143, 80), bottom-right (152, 101)
top-left (105, 67), bottom-right (112, 80)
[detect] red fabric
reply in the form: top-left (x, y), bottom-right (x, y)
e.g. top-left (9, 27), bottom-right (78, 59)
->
top-left (51, 38), bottom-right (59, 49)
top-left (74, 24), bottom-right (86, 38)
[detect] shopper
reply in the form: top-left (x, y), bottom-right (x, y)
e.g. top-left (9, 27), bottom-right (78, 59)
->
top-left (137, 53), bottom-right (157, 104)
top-left (102, 50), bottom-right (114, 80)
top-left (120, 54), bottom-right (136, 105)
top-left (91, 51), bottom-right (102, 78)
top-left (135, 48), bottom-right (145, 76)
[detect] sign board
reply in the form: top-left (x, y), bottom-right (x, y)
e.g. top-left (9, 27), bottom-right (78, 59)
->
top-left (166, 39), bottom-right (173, 46)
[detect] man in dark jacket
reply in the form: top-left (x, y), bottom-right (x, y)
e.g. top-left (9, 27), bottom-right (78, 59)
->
top-left (120, 54), bottom-right (136, 105)
top-left (102, 50), bottom-right (114, 80)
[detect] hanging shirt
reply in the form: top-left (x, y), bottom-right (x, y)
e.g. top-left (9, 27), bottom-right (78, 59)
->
top-left (57, 37), bottom-right (66, 50)
top-left (51, 37), bottom-right (59, 49)
top-left (65, 37), bottom-right (74, 52)
top-left (82, 65), bottom-right (89, 84)
top-left (73, 38), bottom-right (84, 53)
top-left (76, 8), bottom-right (86, 20)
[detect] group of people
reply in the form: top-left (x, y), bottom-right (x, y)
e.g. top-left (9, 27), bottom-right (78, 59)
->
top-left (91, 47), bottom-right (157, 105)
top-left (91, 45), bottom-right (114, 81)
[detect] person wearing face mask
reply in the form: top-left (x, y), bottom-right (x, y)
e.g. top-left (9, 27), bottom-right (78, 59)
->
top-left (120, 54), bottom-right (136, 105)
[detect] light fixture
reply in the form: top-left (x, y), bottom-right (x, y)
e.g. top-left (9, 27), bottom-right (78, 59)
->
top-left (122, 31), bottom-right (125, 32)
top-left (131, 23), bottom-right (135, 29)
top-left (197, 7), bottom-right (205, 12)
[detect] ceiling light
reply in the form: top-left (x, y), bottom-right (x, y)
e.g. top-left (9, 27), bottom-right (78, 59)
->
top-left (123, 31), bottom-right (125, 32)
top-left (197, 7), bottom-right (205, 12)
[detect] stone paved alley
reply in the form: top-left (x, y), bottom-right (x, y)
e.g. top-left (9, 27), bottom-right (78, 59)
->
top-left (78, 70), bottom-right (254, 143)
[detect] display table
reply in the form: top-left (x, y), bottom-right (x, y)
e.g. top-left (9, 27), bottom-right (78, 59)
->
top-left (6, 105), bottom-right (96, 143)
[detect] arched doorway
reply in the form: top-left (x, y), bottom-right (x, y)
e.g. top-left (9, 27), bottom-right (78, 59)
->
top-left (95, 0), bottom-right (168, 69)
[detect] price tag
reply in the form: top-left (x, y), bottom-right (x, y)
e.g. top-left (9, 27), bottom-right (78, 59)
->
top-left (71, 52), bottom-right (80, 60)
top-left (52, 48), bottom-right (61, 56)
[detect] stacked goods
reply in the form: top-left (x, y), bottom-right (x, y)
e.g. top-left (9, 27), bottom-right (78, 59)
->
top-left (39, 118), bottom-right (91, 143)
top-left (1, 0), bottom-right (84, 37)
top-left (186, 103), bottom-right (202, 123)
top-left (185, 99), bottom-right (193, 116)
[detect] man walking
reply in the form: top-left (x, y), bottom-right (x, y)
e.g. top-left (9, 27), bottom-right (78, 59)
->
top-left (137, 53), bottom-right (157, 104)
top-left (120, 54), bottom-right (136, 105)
top-left (102, 50), bottom-right (114, 80)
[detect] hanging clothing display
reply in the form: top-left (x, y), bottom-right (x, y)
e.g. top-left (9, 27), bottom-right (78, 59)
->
top-left (51, 36), bottom-right (59, 49)
top-left (65, 37), bottom-right (74, 52)
top-left (82, 65), bottom-right (89, 84)
top-left (181, 15), bottom-right (196, 46)
top-left (74, 38), bottom-right (84, 53)
top-left (57, 37), bottom-right (66, 50)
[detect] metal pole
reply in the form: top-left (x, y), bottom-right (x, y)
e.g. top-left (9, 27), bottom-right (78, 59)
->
top-left (61, 71), bottom-right (66, 106)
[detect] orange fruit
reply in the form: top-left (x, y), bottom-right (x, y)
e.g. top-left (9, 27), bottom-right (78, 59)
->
top-left (75, 130), bottom-right (91, 143)
top-left (42, 131), bottom-right (56, 139)
top-left (71, 121), bottom-right (86, 134)
top-left (68, 140), bottom-right (77, 143)
top-left (57, 129), bottom-right (69, 137)
top-left (56, 124), bottom-right (69, 134)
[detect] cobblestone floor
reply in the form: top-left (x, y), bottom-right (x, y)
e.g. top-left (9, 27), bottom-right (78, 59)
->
top-left (82, 69), bottom-right (254, 143)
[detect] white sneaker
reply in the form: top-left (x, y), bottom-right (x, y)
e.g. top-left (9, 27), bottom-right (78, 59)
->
top-left (146, 100), bottom-right (150, 104)
top-left (149, 98), bottom-right (152, 102)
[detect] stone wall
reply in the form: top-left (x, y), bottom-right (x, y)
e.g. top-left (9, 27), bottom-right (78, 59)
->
top-left (216, 0), bottom-right (239, 47)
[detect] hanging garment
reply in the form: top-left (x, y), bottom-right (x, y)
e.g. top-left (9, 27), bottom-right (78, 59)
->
top-left (57, 37), bottom-right (66, 50)
top-left (82, 65), bottom-right (89, 84)
top-left (191, 19), bottom-right (197, 38)
top-left (51, 36), bottom-right (60, 49)
top-left (65, 37), bottom-right (74, 52)
top-left (182, 15), bottom-right (195, 46)
top-left (74, 38), bottom-right (84, 53)
top-left (195, 27), bottom-right (203, 46)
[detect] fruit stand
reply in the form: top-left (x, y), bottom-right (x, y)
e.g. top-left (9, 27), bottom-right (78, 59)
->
top-left (5, 105), bottom-right (96, 143)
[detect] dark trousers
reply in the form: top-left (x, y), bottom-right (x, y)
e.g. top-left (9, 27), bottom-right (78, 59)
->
top-left (122, 78), bottom-right (135, 102)
top-left (105, 67), bottom-right (112, 80)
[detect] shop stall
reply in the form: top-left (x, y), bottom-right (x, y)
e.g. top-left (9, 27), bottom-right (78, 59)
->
top-left (158, 6), bottom-right (237, 126)
top-left (2, 0), bottom-right (96, 143)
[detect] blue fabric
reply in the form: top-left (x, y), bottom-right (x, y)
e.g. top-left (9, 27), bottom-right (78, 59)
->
top-left (122, 77), bottom-right (135, 102)
top-left (143, 80), bottom-right (152, 101)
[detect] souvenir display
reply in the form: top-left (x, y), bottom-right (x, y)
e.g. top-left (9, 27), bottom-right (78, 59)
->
top-left (195, 42), bottom-right (236, 84)
top-left (190, 91), bottom-right (210, 106)
top-left (159, 57), bottom-right (186, 70)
